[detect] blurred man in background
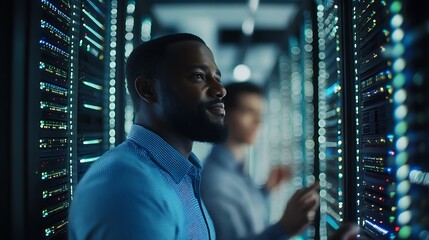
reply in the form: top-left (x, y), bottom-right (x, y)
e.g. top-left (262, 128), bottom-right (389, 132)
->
top-left (201, 81), bottom-right (319, 239)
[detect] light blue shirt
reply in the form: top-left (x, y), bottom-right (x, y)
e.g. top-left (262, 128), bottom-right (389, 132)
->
top-left (68, 124), bottom-right (215, 240)
top-left (201, 144), bottom-right (287, 240)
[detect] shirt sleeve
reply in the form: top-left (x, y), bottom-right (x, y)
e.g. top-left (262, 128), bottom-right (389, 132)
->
top-left (68, 153), bottom-right (182, 240)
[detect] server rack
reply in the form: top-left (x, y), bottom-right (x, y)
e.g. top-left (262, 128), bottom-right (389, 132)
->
top-left (258, 52), bottom-right (295, 227)
top-left (263, 76), bottom-right (287, 220)
top-left (314, 0), bottom-right (429, 239)
top-left (261, 5), bottom-right (318, 239)
top-left (315, 1), bottom-right (346, 239)
top-left (392, 1), bottom-right (429, 239)
top-left (36, 1), bottom-right (74, 237)
top-left (19, 0), bottom-right (125, 238)
top-left (267, 1), bottom-right (429, 240)
top-left (352, 0), bottom-right (399, 239)
top-left (262, 74), bottom-right (288, 224)
top-left (286, 10), bottom-right (317, 238)
top-left (75, 0), bottom-right (111, 180)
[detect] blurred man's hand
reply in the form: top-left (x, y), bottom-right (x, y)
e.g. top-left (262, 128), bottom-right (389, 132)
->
top-left (279, 181), bottom-right (320, 237)
top-left (329, 223), bottom-right (367, 240)
top-left (265, 165), bottom-right (293, 191)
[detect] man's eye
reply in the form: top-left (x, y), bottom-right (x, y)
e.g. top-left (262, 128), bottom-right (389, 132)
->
top-left (192, 73), bottom-right (205, 81)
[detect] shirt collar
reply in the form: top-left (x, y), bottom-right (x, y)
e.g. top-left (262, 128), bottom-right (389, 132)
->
top-left (127, 124), bottom-right (203, 183)
top-left (206, 144), bottom-right (243, 172)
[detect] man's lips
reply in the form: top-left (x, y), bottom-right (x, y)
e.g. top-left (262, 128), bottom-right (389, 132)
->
top-left (207, 102), bottom-right (225, 116)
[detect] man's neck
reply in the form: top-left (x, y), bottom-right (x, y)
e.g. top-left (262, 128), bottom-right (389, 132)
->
top-left (135, 117), bottom-right (193, 158)
top-left (158, 132), bottom-right (193, 158)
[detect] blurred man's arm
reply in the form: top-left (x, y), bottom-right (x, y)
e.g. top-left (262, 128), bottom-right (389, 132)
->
top-left (264, 165), bottom-right (293, 192)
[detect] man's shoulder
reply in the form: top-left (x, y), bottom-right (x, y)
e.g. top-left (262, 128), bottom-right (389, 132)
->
top-left (202, 160), bottom-right (237, 194)
top-left (68, 142), bottom-right (184, 240)
top-left (76, 141), bottom-right (170, 194)
top-left (202, 157), bottom-right (232, 180)
top-left (70, 141), bottom-right (177, 217)
top-left (86, 142), bottom-right (149, 173)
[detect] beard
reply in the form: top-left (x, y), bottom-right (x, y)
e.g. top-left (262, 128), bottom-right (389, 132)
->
top-left (160, 86), bottom-right (229, 144)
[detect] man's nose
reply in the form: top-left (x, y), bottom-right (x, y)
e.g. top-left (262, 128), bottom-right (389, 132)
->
top-left (208, 78), bottom-right (226, 99)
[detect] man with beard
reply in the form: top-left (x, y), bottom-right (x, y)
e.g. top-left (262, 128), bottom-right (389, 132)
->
top-left (68, 33), bottom-right (228, 240)
top-left (68, 32), bottom-right (359, 240)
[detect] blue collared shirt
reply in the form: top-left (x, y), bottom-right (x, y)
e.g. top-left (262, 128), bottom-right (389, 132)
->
top-left (68, 124), bottom-right (215, 240)
top-left (201, 144), bottom-right (287, 240)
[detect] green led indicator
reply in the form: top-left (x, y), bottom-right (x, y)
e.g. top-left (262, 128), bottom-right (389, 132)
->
top-left (393, 44), bottom-right (405, 56)
top-left (396, 152), bottom-right (408, 166)
top-left (383, 29), bottom-right (390, 37)
top-left (391, 1), bottom-right (402, 13)
top-left (393, 73), bottom-right (406, 88)
top-left (395, 121), bottom-right (408, 135)
top-left (399, 226), bottom-right (411, 238)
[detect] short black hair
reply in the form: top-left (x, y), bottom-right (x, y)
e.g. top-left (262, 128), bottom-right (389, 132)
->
top-left (223, 81), bottom-right (265, 110)
top-left (125, 33), bottom-right (206, 110)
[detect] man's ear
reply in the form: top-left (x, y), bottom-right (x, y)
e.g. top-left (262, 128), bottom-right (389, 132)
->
top-left (135, 76), bottom-right (157, 103)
